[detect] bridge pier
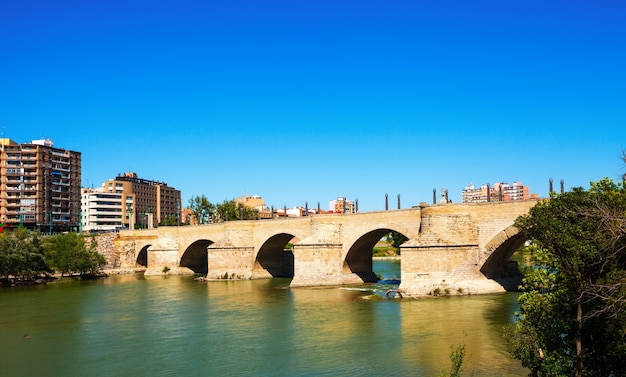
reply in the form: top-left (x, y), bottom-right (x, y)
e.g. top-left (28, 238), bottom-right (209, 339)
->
top-left (290, 243), bottom-right (345, 286)
top-left (399, 245), bottom-right (507, 296)
top-left (290, 243), bottom-right (377, 286)
top-left (207, 246), bottom-right (255, 280)
top-left (144, 237), bottom-right (194, 276)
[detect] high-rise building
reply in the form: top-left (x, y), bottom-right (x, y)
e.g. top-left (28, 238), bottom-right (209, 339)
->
top-left (0, 138), bottom-right (81, 233)
top-left (102, 172), bottom-right (181, 228)
top-left (81, 187), bottom-right (123, 232)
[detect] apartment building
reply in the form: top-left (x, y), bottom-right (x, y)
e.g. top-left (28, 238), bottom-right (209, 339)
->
top-left (102, 172), bottom-right (181, 228)
top-left (329, 197), bottom-right (356, 213)
top-left (0, 138), bottom-right (81, 233)
top-left (80, 187), bottom-right (123, 232)
top-left (461, 181), bottom-right (530, 203)
top-left (234, 194), bottom-right (268, 212)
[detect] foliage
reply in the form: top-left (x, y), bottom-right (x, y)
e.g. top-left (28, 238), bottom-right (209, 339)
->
top-left (388, 231), bottom-right (408, 250)
top-left (215, 200), bottom-right (255, 221)
top-left (160, 214), bottom-right (178, 226)
top-left (439, 343), bottom-right (473, 377)
top-left (505, 178), bottom-right (626, 377)
top-left (372, 246), bottom-right (397, 257)
top-left (188, 195), bottom-right (216, 224)
top-left (44, 232), bottom-right (106, 277)
top-left (372, 232), bottom-right (407, 257)
top-left (188, 195), bottom-right (257, 223)
top-left (0, 228), bottom-right (49, 282)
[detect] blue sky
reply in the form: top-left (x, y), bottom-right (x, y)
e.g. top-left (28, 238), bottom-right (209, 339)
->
top-left (2, 0), bottom-right (625, 211)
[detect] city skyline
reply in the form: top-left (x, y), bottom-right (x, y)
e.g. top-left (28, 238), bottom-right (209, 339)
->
top-left (2, 1), bottom-right (625, 211)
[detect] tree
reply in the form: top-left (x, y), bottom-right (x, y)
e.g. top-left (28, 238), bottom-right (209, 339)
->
top-left (188, 195), bottom-right (216, 224)
top-left (159, 214), bottom-right (178, 226)
top-left (215, 200), bottom-right (255, 221)
top-left (45, 233), bottom-right (106, 277)
top-left (505, 178), bottom-right (626, 377)
top-left (0, 228), bottom-right (48, 282)
top-left (388, 231), bottom-right (408, 250)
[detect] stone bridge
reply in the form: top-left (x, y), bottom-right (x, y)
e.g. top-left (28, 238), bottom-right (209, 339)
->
top-left (114, 200), bottom-right (538, 296)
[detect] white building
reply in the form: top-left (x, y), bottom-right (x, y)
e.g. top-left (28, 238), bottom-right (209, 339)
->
top-left (274, 206), bottom-right (314, 217)
top-left (461, 181), bottom-right (530, 203)
top-left (328, 197), bottom-right (356, 213)
top-left (80, 187), bottom-right (123, 232)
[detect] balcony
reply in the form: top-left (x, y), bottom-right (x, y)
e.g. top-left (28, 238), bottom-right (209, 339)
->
top-left (5, 168), bottom-right (24, 175)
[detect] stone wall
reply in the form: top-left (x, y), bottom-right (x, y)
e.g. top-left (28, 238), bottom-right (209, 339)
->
top-left (111, 201), bottom-right (537, 293)
top-left (85, 233), bottom-right (121, 269)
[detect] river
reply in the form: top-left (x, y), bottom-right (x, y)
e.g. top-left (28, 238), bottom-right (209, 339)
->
top-left (0, 259), bottom-right (527, 376)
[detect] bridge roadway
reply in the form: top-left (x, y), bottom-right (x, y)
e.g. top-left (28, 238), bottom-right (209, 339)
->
top-left (114, 199), bottom-right (538, 296)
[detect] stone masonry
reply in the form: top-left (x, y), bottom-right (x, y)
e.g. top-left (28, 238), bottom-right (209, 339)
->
top-left (105, 199), bottom-right (538, 296)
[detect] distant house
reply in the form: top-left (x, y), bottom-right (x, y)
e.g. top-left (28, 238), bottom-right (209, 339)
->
top-left (461, 181), bottom-right (531, 203)
top-left (234, 194), bottom-right (268, 212)
top-left (328, 197), bottom-right (356, 213)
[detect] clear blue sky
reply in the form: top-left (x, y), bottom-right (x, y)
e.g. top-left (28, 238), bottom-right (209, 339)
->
top-left (2, 0), bottom-right (625, 211)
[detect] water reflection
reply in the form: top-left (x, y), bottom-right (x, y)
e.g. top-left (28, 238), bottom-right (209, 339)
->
top-left (0, 262), bottom-right (526, 376)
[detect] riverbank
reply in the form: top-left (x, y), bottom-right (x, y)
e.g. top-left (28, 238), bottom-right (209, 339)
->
top-left (373, 256), bottom-right (400, 260)
top-left (1, 269), bottom-right (134, 287)
top-left (3, 259), bottom-right (397, 287)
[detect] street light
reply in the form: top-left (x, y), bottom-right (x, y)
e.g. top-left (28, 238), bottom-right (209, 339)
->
top-left (126, 204), bottom-right (134, 230)
top-left (176, 200), bottom-right (180, 226)
top-left (146, 207), bottom-right (152, 229)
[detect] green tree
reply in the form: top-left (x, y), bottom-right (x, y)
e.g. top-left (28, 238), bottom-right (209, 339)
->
top-left (45, 233), bottom-right (106, 277)
top-left (0, 228), bottom-right (48, 282)
top-left (215, 200), bottom-right (255, 221)
top-left (388, 231), bottom-right (408, 250)
top-left (188, 195), bottom-right (216, 224)
top-left (159, 214), bottom-right (178, 226)
top-left (505, 178), bottom-right (626, 377)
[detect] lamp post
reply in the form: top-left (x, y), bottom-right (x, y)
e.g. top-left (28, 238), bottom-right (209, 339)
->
top-left (147, 207), bottom-right (152, 229)
top-left (126, 204), bottom-right (134, 230)
top-left (176, 200), bottom-right (180, 226)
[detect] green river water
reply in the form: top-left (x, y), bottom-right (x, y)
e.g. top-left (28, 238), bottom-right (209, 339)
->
top-left (0, 260), bottom-right (528, 376)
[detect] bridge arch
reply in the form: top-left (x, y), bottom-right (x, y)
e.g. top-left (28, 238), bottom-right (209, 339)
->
top-left (180, 239), bottom-right (213, 274)
top-left (136, 244), bottom-right (150, 268)
top-left (343, 228), bottom-right (406, 282)
top-left (253, 233), bottom-right (296, 278)
top-left (480, 225), bottom-right (527, 288)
